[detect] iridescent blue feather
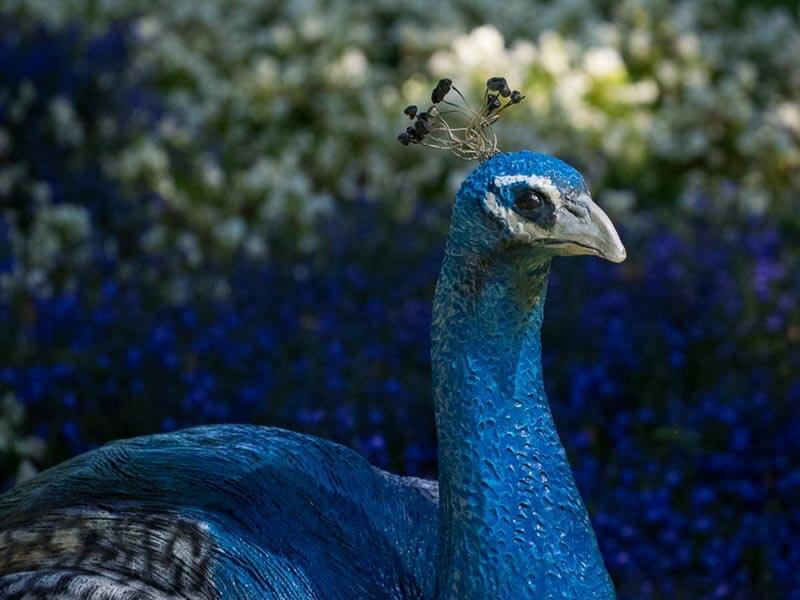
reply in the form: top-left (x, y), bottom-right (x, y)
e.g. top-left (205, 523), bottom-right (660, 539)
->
top-left (0, 426), bottom-right (438, 599)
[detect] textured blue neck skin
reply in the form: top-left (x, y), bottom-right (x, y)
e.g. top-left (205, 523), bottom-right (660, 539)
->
top-left (432, 163), bottom-right (615, 599)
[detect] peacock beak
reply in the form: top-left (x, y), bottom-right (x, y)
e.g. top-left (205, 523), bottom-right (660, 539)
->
top-left (543, 194), bottom-right (627, 263)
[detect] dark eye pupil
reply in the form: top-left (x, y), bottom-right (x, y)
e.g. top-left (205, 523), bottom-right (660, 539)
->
top-left (515, 190), bottom-right (544, 211)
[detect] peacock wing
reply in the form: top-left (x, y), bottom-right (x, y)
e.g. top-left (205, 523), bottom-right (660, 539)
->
top-left (0, 425), bottom-right (438, 600)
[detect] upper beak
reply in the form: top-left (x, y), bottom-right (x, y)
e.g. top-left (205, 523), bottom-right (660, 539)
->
top-left (546, 194), bottom-right (627, 263)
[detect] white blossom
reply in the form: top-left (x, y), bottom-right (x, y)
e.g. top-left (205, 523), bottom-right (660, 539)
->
top-left (0, 0), bottom-right (798, 281)
top-left (583, 47), bottom-right (625, 79)
top-left (328, 49), bottom-right (368, 86)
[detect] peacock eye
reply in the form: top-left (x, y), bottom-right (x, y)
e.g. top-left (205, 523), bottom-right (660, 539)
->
top-left (514, 189), bottom-right (546, 212)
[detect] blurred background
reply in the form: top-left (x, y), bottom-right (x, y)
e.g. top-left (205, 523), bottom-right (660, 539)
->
top-left (1, 0), bottom-right (799, 597)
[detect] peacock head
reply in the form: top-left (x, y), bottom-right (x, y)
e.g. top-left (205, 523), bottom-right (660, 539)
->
top-left (399, 77), bottom-right (625, 264)
top-left (451, 150), bottom-right (626, 263)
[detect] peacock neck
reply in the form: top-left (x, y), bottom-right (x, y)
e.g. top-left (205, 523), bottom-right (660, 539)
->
top-left (431, 241), bottom-right (615, 599)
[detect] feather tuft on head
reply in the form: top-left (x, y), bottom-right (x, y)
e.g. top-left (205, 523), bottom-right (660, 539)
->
top-left (397, 77), bottom-right (525, 161)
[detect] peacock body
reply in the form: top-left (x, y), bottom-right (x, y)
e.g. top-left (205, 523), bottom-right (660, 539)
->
top-left (0, 89), bottom-right (626, 600)
top-left (0, 425), bottom-right (438, 599)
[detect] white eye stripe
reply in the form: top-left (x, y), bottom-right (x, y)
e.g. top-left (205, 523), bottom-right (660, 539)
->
top-left (493, 174), bottom-right (538, 187)
top-left (492, 174), bottom-right (563, 207)
top-left (483, 191), bottom-right (534, 238)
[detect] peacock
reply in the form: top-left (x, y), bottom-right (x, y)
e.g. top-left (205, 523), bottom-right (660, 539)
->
top-left (0, 78), bottom-right (626, 599)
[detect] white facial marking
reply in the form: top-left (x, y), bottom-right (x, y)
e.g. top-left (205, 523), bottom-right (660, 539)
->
top-left (483, 191), bottom-right (533, 241)
top-left (492, 174), bottom-right (564, 208)
top-left (485, 174), bottom-right (569, 242)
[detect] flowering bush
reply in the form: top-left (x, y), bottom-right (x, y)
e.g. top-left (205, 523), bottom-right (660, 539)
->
top-left (1, 2), bottom-right (800, 598)
top-left (2, 0), bottom-right (799, 272)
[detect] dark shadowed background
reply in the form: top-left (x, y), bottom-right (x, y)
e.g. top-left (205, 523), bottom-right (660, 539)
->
top-left (1, 1), bottom-right (799, 597)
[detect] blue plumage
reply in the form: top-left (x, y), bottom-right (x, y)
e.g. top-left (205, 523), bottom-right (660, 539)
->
top-left (0, 150), bottom-right (625, 599)
top-left (0, 426), bottom-right (438, 598)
